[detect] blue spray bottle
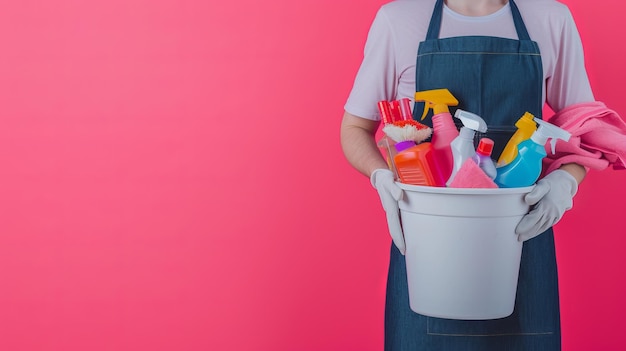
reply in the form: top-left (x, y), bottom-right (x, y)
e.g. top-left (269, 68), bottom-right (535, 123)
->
top-left (494, 118), bottom-right (571, 188)
top-left (446, 109), bottom-right (488, 186)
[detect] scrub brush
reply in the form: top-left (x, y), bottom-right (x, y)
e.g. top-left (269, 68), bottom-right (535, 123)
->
top-left (383, 120), bottom-right (432, 144)
top-left (378, 99), bottom-right (433, 143)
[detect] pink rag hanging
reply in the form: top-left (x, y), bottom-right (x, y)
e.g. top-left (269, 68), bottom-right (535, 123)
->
top-left (543, 101), bottom-right (626, 175)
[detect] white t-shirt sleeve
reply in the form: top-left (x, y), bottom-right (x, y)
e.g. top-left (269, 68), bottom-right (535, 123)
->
top-left (544, 8), bottom-right (595, 112)
top-left (344, 8), bottom-right (397, 121)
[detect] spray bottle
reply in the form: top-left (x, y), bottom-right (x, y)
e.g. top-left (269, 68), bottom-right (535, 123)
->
top-left (494, 118), bottom-right (571, 188)
top-left (414, 89), bottom-right (459, 184)
top-left (414, 88), bottom-right (459, 121)
top-left (446, 110), bottom-right (488, 186)
top-left (497, 112), bottom-right (538, 167)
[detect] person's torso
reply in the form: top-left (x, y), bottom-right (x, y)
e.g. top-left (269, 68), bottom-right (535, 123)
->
top-left (380, 0), bottom-right (572, 104)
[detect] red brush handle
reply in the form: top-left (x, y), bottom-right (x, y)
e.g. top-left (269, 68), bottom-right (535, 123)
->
top-left (377, 101), bottom-right (393, 125)
top-left (390, 100), bottom-right (403, 123)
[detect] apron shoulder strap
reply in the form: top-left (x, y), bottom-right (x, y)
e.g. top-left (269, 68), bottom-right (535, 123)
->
top-left (425, 0), bottom-right (445, 40)
top-left (509, 0), bottom-right (531, 41)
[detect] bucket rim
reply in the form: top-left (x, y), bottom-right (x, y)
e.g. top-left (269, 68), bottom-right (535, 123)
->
top-left (396, 182), bottom-right (535, 195)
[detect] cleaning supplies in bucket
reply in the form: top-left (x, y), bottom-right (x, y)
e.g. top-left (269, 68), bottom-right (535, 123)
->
top-left (497, 112), bottom-right (538, 167)
top-left (393, 141), bottom-right (441, 186)
top-left (377, 98), bottom-right (446, 186)
top-left (472, 138), bottom-right (497, 180)
top-left (414, 88), bottom-right (460, 121)
top-left (495, 118), bottom-right (571, 188)
top-left (376, 98), bottom-right (431, 177)
top-left (377, 95), bottom-right (563, 190)
top-left (446, 109), bottom-right (488, 186)
top-left (448, 158), bottom-right (498, 188)
top-left (414, 88), bottom-right (460, 184)
top-left (448, 138), bottom-right (498, 189)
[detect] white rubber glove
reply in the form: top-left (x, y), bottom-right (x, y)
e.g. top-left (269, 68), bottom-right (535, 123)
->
top-left (516, 169), bottom-right (578, 242)
top-left (370, 169), bottom-right (406, 255)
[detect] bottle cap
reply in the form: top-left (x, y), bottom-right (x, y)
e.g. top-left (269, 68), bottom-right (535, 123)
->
top-left (394, 140), bottom-right (416, 152)
top-left (476, 138), bottom-right (494, 156)
top-left (516, 112), bottom-right (536, 129)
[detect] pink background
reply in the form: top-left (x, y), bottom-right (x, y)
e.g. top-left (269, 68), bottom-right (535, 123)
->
top-left (0, 0), bottom-right (623, 350)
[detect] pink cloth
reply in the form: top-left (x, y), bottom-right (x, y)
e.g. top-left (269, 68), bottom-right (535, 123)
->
top-left (449, 159), bottom-right (498, 189)
top-left (543, 101), bottom-right (626, 175)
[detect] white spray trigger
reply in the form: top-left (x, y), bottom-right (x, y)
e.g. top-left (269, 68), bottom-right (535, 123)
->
top-left (532, 118), bottom-right (571, 154)
top-left (454, 109), bottom-right (488, 133)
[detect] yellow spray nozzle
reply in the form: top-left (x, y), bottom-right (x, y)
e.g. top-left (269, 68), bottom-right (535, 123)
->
top-left (414, 88), bottom-right (459, 120)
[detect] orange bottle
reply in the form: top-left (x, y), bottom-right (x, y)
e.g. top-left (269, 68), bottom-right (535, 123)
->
top-left (393, 141), bottom-right (440, 186)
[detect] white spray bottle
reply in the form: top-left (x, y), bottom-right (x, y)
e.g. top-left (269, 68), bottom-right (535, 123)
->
top-left (494, 118), bottom-right (571, 188)
top-left (446, 109), bottom-right (488, 186)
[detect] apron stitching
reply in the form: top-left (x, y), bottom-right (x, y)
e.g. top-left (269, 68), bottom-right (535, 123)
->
top-left (418, 52), bottom-right (541, 56)
top-left (426, 318), bottom-right (554, 337)
top-left (426, 332), bottom-right (554, 337)
top-left (405, 214), bottom-right (527, 218)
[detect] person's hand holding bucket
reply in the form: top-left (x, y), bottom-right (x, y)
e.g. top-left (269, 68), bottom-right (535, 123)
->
top-left (516, 169), bottom-right (578, 241)
top-left (371, 168), bottom-right (406, 255)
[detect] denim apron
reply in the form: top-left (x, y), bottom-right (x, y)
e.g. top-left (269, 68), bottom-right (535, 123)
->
top-left (385, 0), bottom-right (561, 349)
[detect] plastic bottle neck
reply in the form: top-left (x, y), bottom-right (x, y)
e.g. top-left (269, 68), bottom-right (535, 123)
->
top-left (433, 104), bottom-right (450, 115)
top-left (458, 127), bottom-right (475, 139)
top-left (530, 133), bottom-right (546, 146)
top-left (432, 112), bottom-right (454, 129)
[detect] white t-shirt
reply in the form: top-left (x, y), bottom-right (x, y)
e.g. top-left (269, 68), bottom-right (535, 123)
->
top-left (344, 0), bottom-right (595, 121)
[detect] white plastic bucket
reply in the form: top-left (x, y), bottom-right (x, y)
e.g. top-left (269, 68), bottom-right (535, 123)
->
top-left (396, 182), bottom-right (534, 320)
